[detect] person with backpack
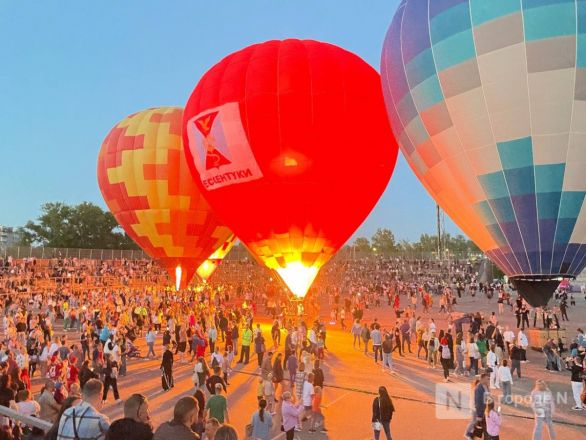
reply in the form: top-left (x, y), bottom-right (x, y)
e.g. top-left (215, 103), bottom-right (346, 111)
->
top-left (439, 337), bottom-right (452, 382)
top-left (205, 366), bottom-right (227, 395)
top-left (371, 386), bottom-right (395, 440)
top-left (102, 353), bottom-right (120, 404)
top-left (57, 379), bottom-right (110, 440)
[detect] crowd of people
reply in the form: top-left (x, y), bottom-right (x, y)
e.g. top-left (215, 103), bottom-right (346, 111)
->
top-left (0, 253), bottom-right (585, 440)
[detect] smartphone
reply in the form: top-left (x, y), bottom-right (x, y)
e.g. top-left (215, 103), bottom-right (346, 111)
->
top-left (497, 406), bottom-right (501, 413)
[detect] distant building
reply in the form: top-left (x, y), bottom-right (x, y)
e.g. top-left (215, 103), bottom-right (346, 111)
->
top-left (0, 226), bottom-right (22, 247)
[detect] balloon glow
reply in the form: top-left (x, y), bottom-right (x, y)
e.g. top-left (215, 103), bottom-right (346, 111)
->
top-left (380, 0), bottom-right (586, 307)
top-left (275, 262), bottom-right (319, 299)
top-left (175, 265), bottom-right (182, 292)
top-left (97, 107), bottom-right (233, 290)
top-left (183, 39), bottom-right (398, 298)
top-left (196, 234), bottom-right (236, 281)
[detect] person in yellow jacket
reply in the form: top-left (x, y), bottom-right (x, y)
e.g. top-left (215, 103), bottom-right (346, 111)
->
top-left (238, 325), bottom-right (253, 364)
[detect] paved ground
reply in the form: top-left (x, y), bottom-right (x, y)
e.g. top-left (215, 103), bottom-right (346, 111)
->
top-left (32, 293), bottom-right (586, 439)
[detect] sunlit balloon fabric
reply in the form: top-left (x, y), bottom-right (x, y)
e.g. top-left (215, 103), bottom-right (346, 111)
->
top-left (184, 39), bottom-right (398, 298)
top-left (97, 107), bottom-right (233, 289)
top-left (381, 0), bottom-right (586, 281)
top-left (196, 234), bottom-right (236, 281)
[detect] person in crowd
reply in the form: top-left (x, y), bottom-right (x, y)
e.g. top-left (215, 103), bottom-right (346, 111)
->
top-left (145, 327), bottom-right (156, 359)
top-left (44, 396), bottom-right (82, 440)
top-left (57, 379), bottom-right (110, 440)
top-left (439, 336), bottom-right (452, 382)
top-left (309, 385), bottom-right (326, 433)
top-left (566, 355), bottom-right (585, 410)
top-left (485, 397), bottom-right (501, 440)
top-left (371, 385), bottom-right (395, 440)
top-left (531, 380), bottom-right (555, 440)
top-left (281, 391), bottom-right (303, 440)
top-left (122, 394), bottom-right (153, 432)
top-left (205, 383), bottom-right (229, 424)
top-left (202, 417), bottom-right (220, 440)
top-left (214, 424), bottom-right (238, 440)
top-left (381, 334), bottom-right (394, 373)
top-left (160, 344), bottom-right (174, 392)
top-left (250, 398), bottom-right (272, 440)
top-left (498, 359), bottom-right (513, 405)
top-left (38, 380), bottom-right (61, 423)
top-left (15, 389), bottom-right (39, 417)
top-left (237, 325), bottom-right (252, 365)
top-left (105, 418), bottom-right (153, 440)
top-left (102, 354), bottom-right (120, 404)
top-left (153, 396), bottom-right (199, 440)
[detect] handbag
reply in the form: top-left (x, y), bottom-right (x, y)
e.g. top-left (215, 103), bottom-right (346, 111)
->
top-left (372, 397), bottom-right (383, 431)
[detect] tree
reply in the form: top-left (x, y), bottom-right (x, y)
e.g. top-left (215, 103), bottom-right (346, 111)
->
top-left (353, 237), bottom-right (371, 253)
top-left (20, 202), bottom-right (138, 249)
top-left (371, 228), bottom-right (397, 254)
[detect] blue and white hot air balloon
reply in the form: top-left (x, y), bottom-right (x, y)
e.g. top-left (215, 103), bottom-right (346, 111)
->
top-left (381, 0), bottom-right (586, 306)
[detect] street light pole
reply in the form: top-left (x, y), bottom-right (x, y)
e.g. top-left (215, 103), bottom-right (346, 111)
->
top-left (436, 204), bottom-right (443, 261)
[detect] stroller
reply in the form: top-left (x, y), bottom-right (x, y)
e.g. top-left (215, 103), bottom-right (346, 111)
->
top-left (126, 340), bottom-right (141, 358)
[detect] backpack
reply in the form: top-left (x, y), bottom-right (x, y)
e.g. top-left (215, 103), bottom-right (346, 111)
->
top-left (428, 338), bottom-right (435, 348)
top-left (441, 345), bottom-right (451, 359)
top-left (211, 356), bottom-right (219, 368)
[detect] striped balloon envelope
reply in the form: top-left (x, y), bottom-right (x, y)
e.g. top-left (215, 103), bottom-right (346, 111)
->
top-left (381, 0), bottom-right (586, 306)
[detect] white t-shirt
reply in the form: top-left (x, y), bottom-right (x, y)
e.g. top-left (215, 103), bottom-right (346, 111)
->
top-left (17, 400), bottom-right (40, 417)
top-left (302, 381), bottom-right (314, 407)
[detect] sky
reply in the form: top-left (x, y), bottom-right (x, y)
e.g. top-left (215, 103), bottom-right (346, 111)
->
top-left (0, 0), bottom-right (461, 242)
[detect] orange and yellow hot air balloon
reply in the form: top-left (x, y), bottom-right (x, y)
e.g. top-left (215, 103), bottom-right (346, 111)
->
top-left (97, 106), bottom-right (233, 290)
top-left (196, 234), bottom-right (236, 282)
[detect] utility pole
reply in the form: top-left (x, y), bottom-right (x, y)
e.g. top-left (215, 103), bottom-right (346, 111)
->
top-left (436, 204), bottom-right (443, 261)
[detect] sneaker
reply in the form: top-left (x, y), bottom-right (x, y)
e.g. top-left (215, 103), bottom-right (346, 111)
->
top-left (571, 406), bottom-right (583, 411)
top-left (320, 428), bottom-right (328, 432)
top-left (309, 429), bottom-right (316, 433)
top-left (294, 427), bottom-right (302, 432)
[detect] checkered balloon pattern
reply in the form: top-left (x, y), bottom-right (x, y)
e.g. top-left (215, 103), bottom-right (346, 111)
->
top-left (97, 107), bottom-right (233, 287)
top-left (381, 0), bottom-right (586, 278)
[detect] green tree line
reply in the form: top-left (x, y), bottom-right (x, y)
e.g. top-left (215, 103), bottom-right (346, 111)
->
top-left (352, 228), bottom-right (479, 255)
top-left (18, 202), bottom-right (138, 249)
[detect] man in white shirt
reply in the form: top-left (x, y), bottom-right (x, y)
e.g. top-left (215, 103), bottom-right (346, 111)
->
top-left (487, 346), bottom-right (499, 389)
top-left (503, 326), bottom-right (515, 354)
top-left (498, 359), bottom-right (513, 404)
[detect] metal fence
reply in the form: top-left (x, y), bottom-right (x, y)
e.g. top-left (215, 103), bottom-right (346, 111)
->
top-left (0, 246), bottom-right (149, 260)
top-left (0, 244), bottom-right (482, 262)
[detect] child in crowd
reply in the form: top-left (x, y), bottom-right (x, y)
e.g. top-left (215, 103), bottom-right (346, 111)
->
top-left (309, 385), bottom-right (326, 433)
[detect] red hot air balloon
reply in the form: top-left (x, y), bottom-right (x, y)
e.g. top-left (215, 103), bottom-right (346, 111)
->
top-left (183, 39), bottom-right (398, 298)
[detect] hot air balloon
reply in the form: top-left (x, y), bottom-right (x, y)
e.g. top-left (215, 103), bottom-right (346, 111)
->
top-left (97, 107), bottom-right (233, 290)
top-left (381, 0), bottom-right (586, 307)
top-left (196, 234), bottom-right (236, 282)
top-left (183, 39), bottom-right (398, 299)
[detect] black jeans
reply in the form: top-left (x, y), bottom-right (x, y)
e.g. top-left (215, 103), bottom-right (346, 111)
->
top-left (103, 377), bottom-right (119, 400)
top-left (239, 345), bottom-right (250, 363)
top-left (373, 345), bottom-right (382, 363)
